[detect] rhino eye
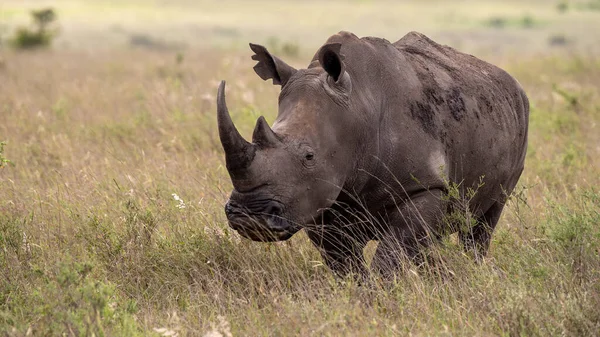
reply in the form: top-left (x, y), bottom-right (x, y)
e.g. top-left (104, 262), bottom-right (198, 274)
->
top-left (300, 145), bottom-right (315, 167)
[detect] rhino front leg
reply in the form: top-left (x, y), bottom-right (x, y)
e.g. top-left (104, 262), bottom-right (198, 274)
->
top-left (306, 226), bottom-right (369, 279)
top-left (371, 189), bottom-right (447, 277)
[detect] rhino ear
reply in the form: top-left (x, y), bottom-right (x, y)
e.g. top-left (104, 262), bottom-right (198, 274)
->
top-left (317, 43), bottom-right (346, 83)
top-left (249, 43), bottom-right (297, 87)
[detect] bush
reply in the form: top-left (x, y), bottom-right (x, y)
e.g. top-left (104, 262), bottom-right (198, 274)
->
top-left (266, 36), bottom-right (300, 58)
top-left (9, 8), bottom-right (58, 49)
top-left (557, 1), bottom-right (569, 13)
top-left (0, 141), bottom-right (13, 169)
top-left (579, 0), bottom-right (600, 11)
top-left (483, 14), bottom-right (539, 29)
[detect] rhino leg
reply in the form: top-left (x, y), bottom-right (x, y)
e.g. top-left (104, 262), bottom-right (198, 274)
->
top-left (371, 189), bottom-right (447, 277)
top-left (306, 226), bottom-right (369, 279)
top-left (459, 201), bottom-right (504, 261)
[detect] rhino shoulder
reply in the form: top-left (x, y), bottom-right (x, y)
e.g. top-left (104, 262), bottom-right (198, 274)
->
top-left (394, 31), bottom-right (431, 46)
top-left (394, 31), bottom-right (455, 62)
top-left (323, 31), bottom-right (360, 45)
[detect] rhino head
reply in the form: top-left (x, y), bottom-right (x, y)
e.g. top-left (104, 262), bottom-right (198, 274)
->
top-left (217, 42), bottom-right (356, 242)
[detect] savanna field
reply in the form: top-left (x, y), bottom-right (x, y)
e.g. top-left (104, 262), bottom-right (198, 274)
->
top-left (1, 0), bottom-right (600, 336)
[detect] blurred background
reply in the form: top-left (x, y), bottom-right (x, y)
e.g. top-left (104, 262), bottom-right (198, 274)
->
top-left (2, 0), bottom-right (600, 58)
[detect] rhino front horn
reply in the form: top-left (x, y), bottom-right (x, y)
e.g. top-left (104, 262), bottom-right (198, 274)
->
top-left (217, 81), bottom-right (256, 171)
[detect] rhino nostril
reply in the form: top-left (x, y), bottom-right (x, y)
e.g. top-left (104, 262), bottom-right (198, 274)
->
top-left (265, 202), bottom-right (283, 216)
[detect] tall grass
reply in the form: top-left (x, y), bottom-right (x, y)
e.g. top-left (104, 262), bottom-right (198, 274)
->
top-left (0, 49), bottom-right (599, 335)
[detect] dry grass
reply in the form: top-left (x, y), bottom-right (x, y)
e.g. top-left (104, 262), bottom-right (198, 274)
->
top-left (1, 1), bottom-right (600, 336)
top-left (1, 46), bottom-right (599, 336)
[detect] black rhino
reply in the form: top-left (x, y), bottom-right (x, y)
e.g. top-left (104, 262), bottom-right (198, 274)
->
top-left (217, 31), bottom-right (529, 277)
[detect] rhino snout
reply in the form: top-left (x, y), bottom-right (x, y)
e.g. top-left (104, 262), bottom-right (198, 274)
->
top-left (224, 199), bottom-right (298, 241)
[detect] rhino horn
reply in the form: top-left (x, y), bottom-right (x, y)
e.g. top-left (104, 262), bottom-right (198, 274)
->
top-left (217, 81), bottom-right (256, 171)
top-left (252, 116), bottom-right (279, 147)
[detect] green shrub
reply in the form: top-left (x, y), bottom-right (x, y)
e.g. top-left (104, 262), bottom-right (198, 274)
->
top-left (485, 16), bottom-right (508, 29)
top-left (267, 36), bottom-right (300, 57)
top-left (483, 14), bottom-right (539, 29)
top-left (578, 0), bottom-right (600, 11)
top-left (9, 8), bottom-right (58, 49)
top-left (521, 14), bottom-right (535, 28)
top-left (0, 141), bottom-right (13, 169)
top-left (557, 1), bottom-right (569, 13)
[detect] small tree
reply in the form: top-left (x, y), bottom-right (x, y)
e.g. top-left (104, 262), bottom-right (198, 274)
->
top-left (10, 8), bottom-right (58, 49)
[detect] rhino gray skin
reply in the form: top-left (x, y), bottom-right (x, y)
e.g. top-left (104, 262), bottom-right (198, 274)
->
top-left (217, 31), bottom-right (529, 277)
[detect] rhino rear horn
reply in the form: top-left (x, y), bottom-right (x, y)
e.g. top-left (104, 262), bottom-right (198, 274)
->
top-left (252, 116), bottom-right (279, 147)
top-left (250, 43), bottom-right (297, 87)
top-left (217, 81), bottom-right (256, 171)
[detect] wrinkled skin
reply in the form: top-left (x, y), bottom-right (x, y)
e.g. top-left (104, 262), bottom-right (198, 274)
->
top-left (217, 31), bottom-right (529, 277)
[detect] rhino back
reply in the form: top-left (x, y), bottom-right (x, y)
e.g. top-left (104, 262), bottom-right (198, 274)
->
top-left (324, 31), bottom-right (529, 211)
top-left (399, 32), bottom-right (527, 193)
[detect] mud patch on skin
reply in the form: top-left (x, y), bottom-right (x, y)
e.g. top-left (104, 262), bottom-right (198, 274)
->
top-left (423, 87), bottom-right (445, 105)
top-left (479, 94), bottom-right (493, 114)
top-left (410, 101), bottom-right (438, 136)
top-left (447, 87), bottom-right (466, 121)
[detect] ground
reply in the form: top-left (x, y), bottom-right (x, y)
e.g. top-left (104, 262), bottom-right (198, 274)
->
top-left (1, 0), bottom-right (599, 336)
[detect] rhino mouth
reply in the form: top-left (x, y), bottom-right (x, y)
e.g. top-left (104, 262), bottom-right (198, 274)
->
top-left (225, 200), bottom-right (300, 242)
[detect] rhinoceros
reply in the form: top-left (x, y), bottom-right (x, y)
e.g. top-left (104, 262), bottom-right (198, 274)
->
top-left (216, 31), bottom-right (529, 277)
